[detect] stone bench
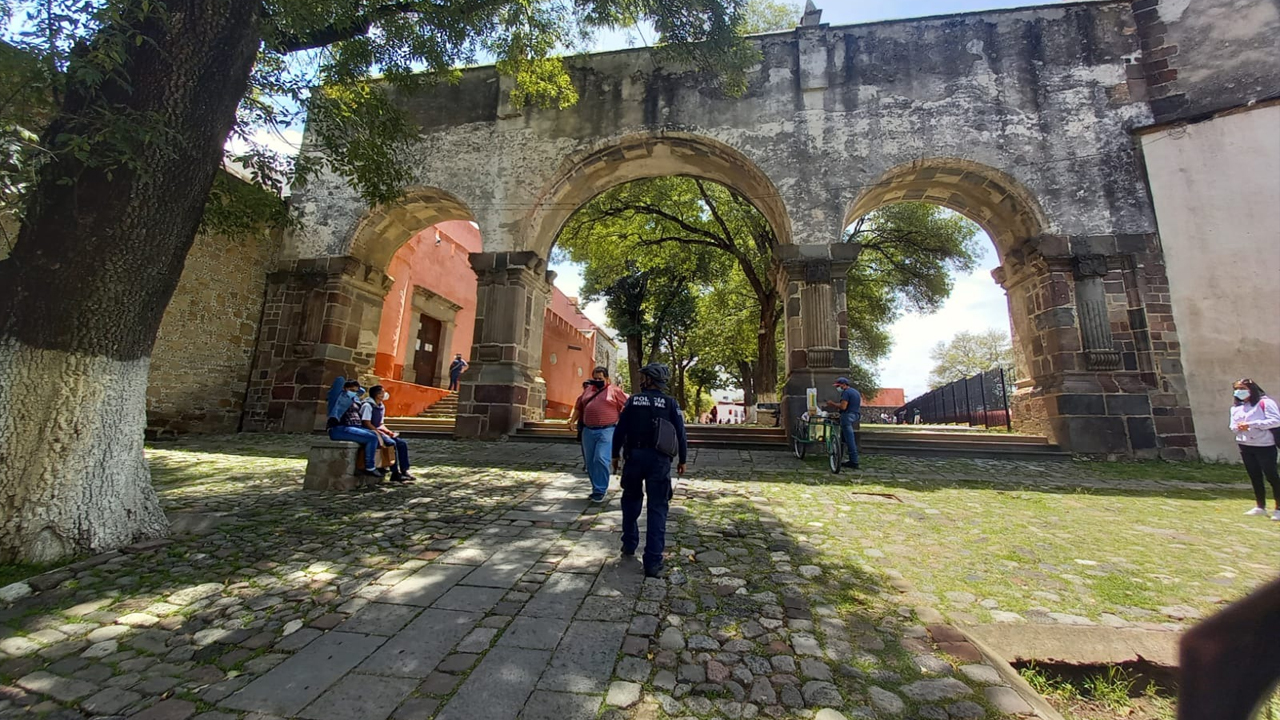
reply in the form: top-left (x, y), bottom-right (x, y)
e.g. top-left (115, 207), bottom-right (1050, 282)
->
top-left (304, 440), bottom-right (378, 491)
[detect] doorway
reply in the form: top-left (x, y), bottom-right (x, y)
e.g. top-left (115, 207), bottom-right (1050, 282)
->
top-left (414, 314), bottom-right (443, 387)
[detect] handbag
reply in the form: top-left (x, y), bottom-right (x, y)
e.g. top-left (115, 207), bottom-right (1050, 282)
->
top-left (653, 416), bottom-right (679, 459)
top-left (376, 445), bottom-right (397, 469)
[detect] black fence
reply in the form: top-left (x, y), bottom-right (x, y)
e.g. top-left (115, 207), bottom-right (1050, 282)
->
top-left (896, 368), bottom-right (1013, 430)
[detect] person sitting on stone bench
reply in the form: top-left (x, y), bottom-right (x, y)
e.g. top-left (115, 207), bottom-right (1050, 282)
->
top-left (363, 385), bottom-right (415, 483)
top-left (325, 377), bottom-right (383, 489)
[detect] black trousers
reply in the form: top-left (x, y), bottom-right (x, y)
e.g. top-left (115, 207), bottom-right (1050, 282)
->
top-left (1239, 443), bottom-right (1280, 507)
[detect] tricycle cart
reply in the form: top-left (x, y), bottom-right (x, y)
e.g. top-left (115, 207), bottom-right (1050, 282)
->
top-left (790, 413), bottom-right (843, 474)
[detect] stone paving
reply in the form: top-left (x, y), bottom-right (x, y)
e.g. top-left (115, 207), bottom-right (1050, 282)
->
top-left (1, 437), bottom-right (1060, 719)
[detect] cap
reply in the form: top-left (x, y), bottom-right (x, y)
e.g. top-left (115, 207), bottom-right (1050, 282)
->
top-left (833, 377), bottom-right (850, 386)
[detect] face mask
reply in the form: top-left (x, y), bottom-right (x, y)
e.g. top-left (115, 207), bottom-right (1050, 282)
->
top-left (347, 391), bottom-right (359, 399)
top-left (589, 379), bottom-right (605, 389)
top-left (1234, 389), bottom-right (1251, 401)
top-left (382, 392), bottom-right (390, 402)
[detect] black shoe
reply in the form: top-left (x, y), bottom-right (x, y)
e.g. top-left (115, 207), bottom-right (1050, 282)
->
top-left (644, 565), bottom-right (664, 579)
top-left (375, 467), bottom-right (390, 476)
top-left (355, 468), bottom-right (380, 477)
top-left (842, 461), bottom-right (860, 470)
top-left (621, 548), bottom-right (636, 558)
top-left (393, 473), bottom-right (415, 483)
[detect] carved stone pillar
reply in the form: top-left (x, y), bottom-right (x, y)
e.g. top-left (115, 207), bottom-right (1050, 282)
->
top-left (1073, 254), bottom-right (1121, 371)
top-left (242, 256), bottom-right (393, 432)
top-left (453, 251), bottom-right (552, 440)
top-left (777, 243), bottom-right (860, 429)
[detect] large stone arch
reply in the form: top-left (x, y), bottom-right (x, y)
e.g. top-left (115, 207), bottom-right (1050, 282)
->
top-left (347, 186), bottom-right (477, 271)
top-left (844, 159), bottom-right (1177, 456)
top-left (519, 132), bottom-right (794, 257)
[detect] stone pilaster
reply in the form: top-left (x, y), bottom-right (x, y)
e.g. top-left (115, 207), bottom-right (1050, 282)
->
top-left (242, 256), bottom-right (392, 432)
top-left (992, 234), bottom-right (1196, 458)
top-left (776, 243), bottom-right (860, 429)
top-left (453, 251), bottom-right (552, 440)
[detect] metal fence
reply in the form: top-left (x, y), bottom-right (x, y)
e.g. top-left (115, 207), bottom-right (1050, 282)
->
top-left (896, 368), bottom-right (1013, 430)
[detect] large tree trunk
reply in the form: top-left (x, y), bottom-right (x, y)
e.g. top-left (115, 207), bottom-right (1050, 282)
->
top-left (0, 0), bottom-right (261, 562)
top-left (738, 359), bottom-right (757, 423)
top-left (625, 334), bottom-right (643, 392)
top-left (754, 299), bottom-right (781, 405)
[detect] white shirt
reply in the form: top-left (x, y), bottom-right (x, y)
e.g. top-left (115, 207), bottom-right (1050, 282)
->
top-left (1229, 396), bottom-right (1280, 447)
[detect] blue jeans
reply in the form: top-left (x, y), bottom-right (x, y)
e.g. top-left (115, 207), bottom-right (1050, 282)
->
top-left (581, 426), bottom-right (615, 496)
top-left (841, 415), bottom-right (860, 465)
top-left (388, 436), bottom-right (411, 473)
top-left (328, 426), bottom-right (380, 471)
top-left (620, 450), bottom-right (672, 572)
top-left (449, 373), bottom-right (461, 391)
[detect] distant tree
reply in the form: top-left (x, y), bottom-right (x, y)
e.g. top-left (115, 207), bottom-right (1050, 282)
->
top-left (927, 329), bottom-right (1014, 388)
top-left (741, 0), bottom-right (801, 33)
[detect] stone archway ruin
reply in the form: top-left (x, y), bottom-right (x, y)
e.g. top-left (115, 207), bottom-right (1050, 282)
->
top-left (258, 1), bottom-right (1199, 457)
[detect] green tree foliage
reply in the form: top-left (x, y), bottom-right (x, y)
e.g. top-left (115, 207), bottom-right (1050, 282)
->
top-left (844, 203), bottom-right (982, 384)
top-left (740, 0), bottom-right (800, 34)
top-left (0, 0), bottom-right (762, 223)
top-left (927, 328), bottom-right (1014, 388)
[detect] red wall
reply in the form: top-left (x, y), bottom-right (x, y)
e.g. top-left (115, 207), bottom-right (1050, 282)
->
top-left (375, 221), bottom-right (480, 387)
top-left (379, 378), bottom-right (451, 418)
top-left (540, 309), bottom-right (597, 419)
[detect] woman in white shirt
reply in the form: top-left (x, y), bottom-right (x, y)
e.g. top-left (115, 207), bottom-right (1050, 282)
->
top-left (1230, 378), bottom-right (1280, 520)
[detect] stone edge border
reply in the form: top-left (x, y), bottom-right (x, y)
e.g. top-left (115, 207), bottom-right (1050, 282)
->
top-left (957, 626), bottom-right (1067, 720)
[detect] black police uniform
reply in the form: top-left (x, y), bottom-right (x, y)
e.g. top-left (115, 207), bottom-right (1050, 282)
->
top-left (612, 387), bottom-right (688, 575)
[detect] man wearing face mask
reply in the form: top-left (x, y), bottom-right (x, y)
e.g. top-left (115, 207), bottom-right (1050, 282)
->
top-left (325, 377), bottom-right (382, 486)
top-left (570, 366), bottom-right (629, 502)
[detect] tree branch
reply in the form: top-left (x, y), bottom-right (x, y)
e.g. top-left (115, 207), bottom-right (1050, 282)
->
top-left (271, 2), bottom-right (424, 53)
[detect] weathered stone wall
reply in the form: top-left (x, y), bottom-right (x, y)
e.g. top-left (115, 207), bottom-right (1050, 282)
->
top-left (289, 1), bottom-right (1157, 262)
top-left (146, 226), bottom-right (280, 435)
top-left (1132, 0), bottom-right (1280, 123)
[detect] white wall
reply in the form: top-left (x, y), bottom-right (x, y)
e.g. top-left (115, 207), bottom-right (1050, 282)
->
top-left (1142, 103), bottom-right (1280, 461)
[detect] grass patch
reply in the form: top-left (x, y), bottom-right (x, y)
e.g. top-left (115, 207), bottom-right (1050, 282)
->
top-left (0, 561), bottom-right (65, 587)
top-left (1071, 458), bottom-right (1245, 484)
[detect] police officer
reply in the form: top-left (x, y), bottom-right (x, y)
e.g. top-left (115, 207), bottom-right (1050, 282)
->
top-left (611, 363), bottom-right (688, 578)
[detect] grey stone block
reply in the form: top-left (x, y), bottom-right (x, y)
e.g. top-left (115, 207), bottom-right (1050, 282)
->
top-left (297, 674), bottom-right (417, 720)
top-left (435, 646), bottom-right (552, 720)
top-left (221, 632), bottom-right (385, 716)
top-left (378, 564), bottom-right (473, 607)
top-left (357, 609), bottom-right (481, 678)
top-left (336, 603), bottom-right (421, 636)
top-left (537, 621), bottom-right (628, 694)
top-left (522, 574), bottom-right (593, 619)
top-left (520, 690), bottom-right (602, 720)
top-left (495, 616), bottom-right (570, 650)
top-left (458, 551), bottom-right (542, 589)
top-left (432, 586), bottom-right (507, 613)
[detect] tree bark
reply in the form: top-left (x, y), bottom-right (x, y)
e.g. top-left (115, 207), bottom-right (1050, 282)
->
top-left (0, 0), bottom-right (262, 562)
top-left (625, 334), bottom-right (643, 393)
top-left (754, 299), bottom-right (781, 405)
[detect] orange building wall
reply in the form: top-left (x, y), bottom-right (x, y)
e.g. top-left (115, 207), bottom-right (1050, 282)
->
top-left (375, 221), bottom-right (480, 384)
top-left (864, 388), bottom-right (906, 407)
top-left (540, 309), bottom-right (597, 419)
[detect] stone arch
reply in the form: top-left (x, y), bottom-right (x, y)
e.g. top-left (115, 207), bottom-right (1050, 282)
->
top-left (346, 186), bottom-right (477, 271)
top-left (521, 132), bottom-right (793, 258)
top-left (844, 158), bottom-right (1049, 259)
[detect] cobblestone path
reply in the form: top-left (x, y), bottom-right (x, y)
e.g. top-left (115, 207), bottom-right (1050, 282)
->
top-left (0, 438), bottom-right (1047, 719)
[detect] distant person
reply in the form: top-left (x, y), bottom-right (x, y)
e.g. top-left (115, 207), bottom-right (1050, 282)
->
top-left (1231, 378), bottom-right (1280, 520)
top-left (710, 405), bottom-right (719, 424)
top-left (448, 354), bottom-right (468, 392)
top-left (824, 377), bottom-right (862, 470)
top-left (913, 408), bottom-right (922, 425)
top-left (613, 363), bottom-right (687, 578)
top-left (572, 366), bottom-right (628, 502)
top-left (363, 385), bottom-right (415, 483)
top-left (325, 378), bottom-right (382, 488)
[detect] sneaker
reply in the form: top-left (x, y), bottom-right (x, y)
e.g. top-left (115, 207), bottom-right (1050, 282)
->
top-left (1245, 507), bottom-right (1269, 516)
top-left (644, 565), bottom-right (664, 579)
top-left (1272, 510), bottom-right (1280, 521)
top-left (355, 468), bottom-right (380, 478)
top-left (620, 548), bottom-right (636, 558)
top-left (842, 461), bottom-right (860, 470)
top-left (589, 493), bottom-right (606, 503)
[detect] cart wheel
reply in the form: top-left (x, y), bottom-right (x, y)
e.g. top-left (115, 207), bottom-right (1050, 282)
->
top-left (791, 420), bottom-right (807, 459)
top-left (828, 431), bottom-right (842, 474)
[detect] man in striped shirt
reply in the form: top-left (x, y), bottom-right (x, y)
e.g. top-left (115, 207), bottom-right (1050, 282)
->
top-left (569, 366), bottom-right (629, 502)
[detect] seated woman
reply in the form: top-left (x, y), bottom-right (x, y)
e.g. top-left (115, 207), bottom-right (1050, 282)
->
top-left (325, 378), bottom-right (382, 487)
top-left (363, 385), bottom-right (415, 483)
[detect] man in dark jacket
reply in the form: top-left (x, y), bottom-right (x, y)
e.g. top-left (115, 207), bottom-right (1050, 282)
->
top-left (612, 363), bottom-right (688, 578)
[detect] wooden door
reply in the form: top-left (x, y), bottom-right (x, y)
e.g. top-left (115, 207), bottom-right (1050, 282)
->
top-left (414, 315), bottom-right (443, 387)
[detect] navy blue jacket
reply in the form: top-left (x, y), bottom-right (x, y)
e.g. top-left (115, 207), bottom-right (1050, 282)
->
top-left (612, 389), bottom-right (689, 465)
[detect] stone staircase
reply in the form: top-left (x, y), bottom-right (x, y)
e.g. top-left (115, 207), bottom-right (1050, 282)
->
top-left (419, 393), bottom-right (458, 419)
top-left (383, 414), bottom-right (1070, 461)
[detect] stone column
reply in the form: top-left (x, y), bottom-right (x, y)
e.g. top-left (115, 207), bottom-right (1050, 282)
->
top-left (242, 256), bottom-right (392, 432)
top-left (1072, 254), bottom-right (1122, 371)
top-left (454, 251), bottom-right (552, 439)
top-left (776, 243), bottom-right (860, 429)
